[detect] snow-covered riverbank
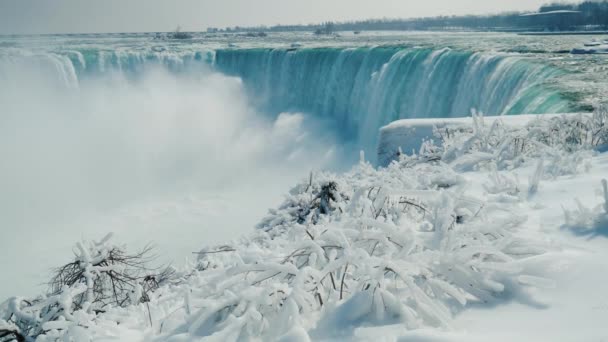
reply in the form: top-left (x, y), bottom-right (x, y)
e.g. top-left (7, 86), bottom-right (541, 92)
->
top-left (371, 113), bottom-right (608, 341)
top-left (2, 111), bottom-right (607, 341)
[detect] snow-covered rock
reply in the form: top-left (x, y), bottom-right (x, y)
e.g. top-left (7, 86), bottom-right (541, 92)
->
top-left (377, 113), bottom-right (588, 166)
top-left (571, 44), bottom-right (608, 54)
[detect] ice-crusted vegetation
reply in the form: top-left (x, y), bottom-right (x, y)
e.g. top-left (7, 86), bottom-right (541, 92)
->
top-left (2, 108), bottom-right (607, 341)
top-left (415, 108), bottom-right (607, 175)
top-left (562, 178), bottom-right (608, 237)
top-left (0, 235), bottom-right (175, 341)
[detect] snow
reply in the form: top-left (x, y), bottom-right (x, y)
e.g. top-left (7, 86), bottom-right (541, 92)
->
top-left (377, 113), bottom-right (587, 166)
top-left (520, 10), bottom-right (581, 16)
top-left (450, 154), bottom-right (608, 342)
top-left (3, 111), bottom-right (608, 341)
top-left (571, 45), bottom-right (608, 54)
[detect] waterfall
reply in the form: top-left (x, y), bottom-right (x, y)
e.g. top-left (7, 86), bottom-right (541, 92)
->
top-left (1, 45), bottom-right (575, 150)
top-left (215, 47), bottom-right (573, 148)
top-left (0, 48), bottom-right (214, 88)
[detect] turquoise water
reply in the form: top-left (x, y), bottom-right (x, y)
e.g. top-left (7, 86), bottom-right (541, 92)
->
top-left (0, 33), bottom-right (584, 150)
top-left (215, 46), bottom-right (573, 146)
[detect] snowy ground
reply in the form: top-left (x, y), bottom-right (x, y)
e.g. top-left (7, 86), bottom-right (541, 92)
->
top-left (2, 113), bottom-right (607, 341)
top-left (374, 114), bottom-right (608, 341)
top-left (364, 153), bottom-right (608, 342)
top-left (451, 155), bottom-right (608, 342)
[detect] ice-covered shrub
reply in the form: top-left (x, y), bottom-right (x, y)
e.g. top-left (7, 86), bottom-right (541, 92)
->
top-left (483, 165), bottom-right (521, 198)
top-left (563, 179), bottom-right (608, 236)
top-left (170, 156), bottom-right (551, 340)
top-left (588, 104), bottom-right (608, 149)
top-left (527, 159), bottom-right (544, 197)
top-left (406, 110), bottom-right (605, 178)
top-left (0, 319), bottom-right (23, 342)
top-left (0, 234), bottom-right (173, 341)
top-left (48, 234), bottom-right (175, 310)
top-left (256, 174), bottom-right (349, 236)
top-left (6, 109), bottom-right (596, 340)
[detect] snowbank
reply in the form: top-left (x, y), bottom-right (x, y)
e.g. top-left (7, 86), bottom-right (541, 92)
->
top-left (2, 110), bottom-right (608, 341)
top-left (571, 45), bottom-right (608, 54)
top-left (377, 113), bottom-right (588, 166)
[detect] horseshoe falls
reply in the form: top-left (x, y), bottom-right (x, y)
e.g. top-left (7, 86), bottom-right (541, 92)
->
top-left (215, 47), bottom-right (574, 148)
top-left (1, 44), bottom-right (577, 154)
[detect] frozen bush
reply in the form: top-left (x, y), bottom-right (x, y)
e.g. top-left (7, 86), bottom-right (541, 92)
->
top-left (483, 165), bottom-right (521, 197)
top-left (0, 235), bottom-right (173, 340)
top-left (174, 157), bottom-right (550, 340)
top-left (563, 179), bottom-right (608, 236)
top-left (406, 108), bottom-right (606, 177)
top-left (0, 318), bottom-right (23, 342)
top-left (5, 108), bottom-right (597, 340)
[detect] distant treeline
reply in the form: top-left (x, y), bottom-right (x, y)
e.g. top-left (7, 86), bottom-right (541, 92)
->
top-left (208, 1), bottom-right (608, 33)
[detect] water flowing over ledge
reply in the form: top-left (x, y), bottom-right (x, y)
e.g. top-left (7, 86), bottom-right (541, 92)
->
top-left (0, 45), bottom-right (579, 153)
top-left (0, 48), bottom-right (214, 88)
top-left (215, 47), bottom-right (575, 148)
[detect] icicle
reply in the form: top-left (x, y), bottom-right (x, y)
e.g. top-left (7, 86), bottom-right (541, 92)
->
top-left (528, 159), bottom-right (544, 197)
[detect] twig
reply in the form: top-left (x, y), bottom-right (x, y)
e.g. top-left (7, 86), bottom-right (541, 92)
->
top-left (387, 237), bottom-right (403, 248)
top-left (192, 248), bottom-right (236, 255)
top-left (370, 241), bottom-right (380, 257)
top-left (329, 272), bottom-right (337, 290)
top-left (146, 302), bottom-right (153, 328)
top-left (340, 264), bottom-right (349, 300)
top-left (251, 272), bottom-right (282, 286)
top-left (399, 198), bottom-right (427, 213)
top-left (315, 292), bottom-right (324, 307)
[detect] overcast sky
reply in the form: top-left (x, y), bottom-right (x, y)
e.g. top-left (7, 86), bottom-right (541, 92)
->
top-left (0, 0), bottom-right (550, 34)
